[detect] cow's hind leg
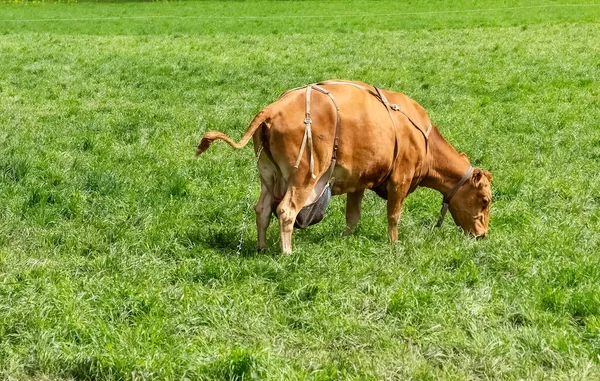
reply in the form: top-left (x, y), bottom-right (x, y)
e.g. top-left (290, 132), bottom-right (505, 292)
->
top-left (255, 182), bottom-right (273, 250)
top-left (344, 189), bottom-right (365, 236)
top-left (276, 179), bottom-right (318, 255)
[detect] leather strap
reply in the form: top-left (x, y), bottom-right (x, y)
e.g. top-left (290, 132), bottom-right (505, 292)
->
top-left (312, 84), bottom-right (341, 183)
top-left (374, 86), bottom-right (430, 193)
top-left (292, 84), bottom-right (341, 182)
top-left (279, 81), bottom-right (462, 228)
top-left (285, 81), bottom-right (429, 192)
top-left (320, 80), bottom-right (431, 142)
top-left (317, 80), bottom-right (379, 97)
top-left (375, 86), bottom-right (397, 130)
top-left (436, 166), bottom-right (474, 227)
top-left (373, 86), bottom-right (400, 187)
top-left (294, 86), bottom-right (316, 179)
top-left (321, 88), bottom-right (341, 182)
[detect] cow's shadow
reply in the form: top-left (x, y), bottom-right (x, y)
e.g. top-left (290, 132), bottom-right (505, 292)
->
top-left (197, 224), bottom-right (334, 257)
top-left (203, 229), bottom-right (239, 252)
top-left (198, 226), bottom-right (281, 257)
top-left (196, 195), bottom-right (398, 256)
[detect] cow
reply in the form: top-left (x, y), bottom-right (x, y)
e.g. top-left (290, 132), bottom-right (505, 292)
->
top-left (197, 80), bottom-right (492, 254)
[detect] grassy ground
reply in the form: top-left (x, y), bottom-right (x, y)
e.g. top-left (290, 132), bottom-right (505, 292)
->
top-left (1, 0), bottom-right (600, 380)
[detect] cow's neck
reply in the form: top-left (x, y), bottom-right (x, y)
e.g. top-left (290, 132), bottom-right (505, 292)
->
top-left (420, 127), bottom-right (471, 196)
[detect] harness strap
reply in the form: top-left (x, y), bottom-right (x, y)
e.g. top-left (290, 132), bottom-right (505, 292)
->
top-left (319, 80), bottom-right (432, 142)
top-left (373, 86), bottom-right (400, 186)
top-left (318, 80), bottom-right (379, 97)
top-left (287, 81), bottom-right (429, 191)
top-left (317, 87), bottom-right (341, 182)
top-left (292, 86), bottom-right (316, 179)
top-left (279, 84), bottom-right (310, 99)
top-left (313, 84), bottom-right (341, 183)
top-left (374, 87), bottom-right (397, 130)
top-left (372, 84), bottom-right (431, 192)
top-left (436, 166), bottom-right (474, 227)
top-left (378, 86), bottom-right (431, 143)
top-left (278, 80), bottom-right (465, 228)
top-left (293, 84), bottom-right (341, 181)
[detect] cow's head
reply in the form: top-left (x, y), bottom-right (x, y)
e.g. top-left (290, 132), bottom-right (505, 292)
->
top-left (448, 168), bottom-right (493, 237)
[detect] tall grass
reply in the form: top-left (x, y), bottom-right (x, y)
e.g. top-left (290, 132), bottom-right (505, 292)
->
top-left (1, 1), bottom-right (599, 379)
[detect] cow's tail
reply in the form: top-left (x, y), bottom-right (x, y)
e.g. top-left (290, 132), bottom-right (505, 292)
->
top-left (196, 108), bottom-right (271, 156)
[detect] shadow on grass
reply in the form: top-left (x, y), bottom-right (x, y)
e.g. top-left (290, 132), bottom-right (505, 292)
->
top-left (200, 220), bottom-right (395, 257)
top-left (198, 226), bottom-right (281, 258)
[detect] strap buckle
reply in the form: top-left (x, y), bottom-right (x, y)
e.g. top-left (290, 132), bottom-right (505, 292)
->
top-left (304, 117), bottom-right (312, 125)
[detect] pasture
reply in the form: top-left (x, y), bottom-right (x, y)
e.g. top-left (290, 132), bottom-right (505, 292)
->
top-left (1, 0), bottom-right (600, 379)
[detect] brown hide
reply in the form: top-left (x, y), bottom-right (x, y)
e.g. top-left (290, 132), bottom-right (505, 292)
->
top-left (198, 80), bottom-right (492, 254)
top-left (254, 81), bottom-right (428, 200)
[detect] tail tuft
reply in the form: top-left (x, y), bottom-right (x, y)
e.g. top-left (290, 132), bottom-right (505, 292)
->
top-left (196, 132), bottom-right (222, 156)
top-left (195, 109), bottom-right (271, 157)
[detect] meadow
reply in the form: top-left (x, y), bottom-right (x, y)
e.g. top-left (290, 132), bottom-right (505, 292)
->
top-left (1, 0), bottom-right (600, 379)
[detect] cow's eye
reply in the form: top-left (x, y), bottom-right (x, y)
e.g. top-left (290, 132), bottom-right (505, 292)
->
top-left (482, 198), bottom-right (490, 208)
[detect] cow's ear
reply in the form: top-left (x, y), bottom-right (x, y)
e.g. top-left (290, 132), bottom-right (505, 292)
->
top-left (483, 170), bottom-right (493, 182)
top-left (460, 152), bottom-right (470, 164)
top-left (471, 168), bottom-right (485, 187)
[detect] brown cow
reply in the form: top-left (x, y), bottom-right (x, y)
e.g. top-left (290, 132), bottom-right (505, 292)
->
top-left (198, 80), bottom-right (492, 254)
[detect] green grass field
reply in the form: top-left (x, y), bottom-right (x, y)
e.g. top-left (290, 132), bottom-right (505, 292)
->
top-left (1, 0), bottom-right (600, 379)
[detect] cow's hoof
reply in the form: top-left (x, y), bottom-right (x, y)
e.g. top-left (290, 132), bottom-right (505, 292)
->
top-left (342, 227), bottom-right (354, 237)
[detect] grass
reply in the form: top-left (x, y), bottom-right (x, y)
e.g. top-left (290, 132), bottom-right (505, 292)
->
top-left (1, 0), bottom-right (600, 379)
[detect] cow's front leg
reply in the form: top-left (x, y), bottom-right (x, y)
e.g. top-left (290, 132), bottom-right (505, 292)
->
top-left (344, 189), bottom-right (365, 236)
top-left (255, 183), bottom-right (273, 250)
top-left (386, 182), bottom-right (409, 242)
